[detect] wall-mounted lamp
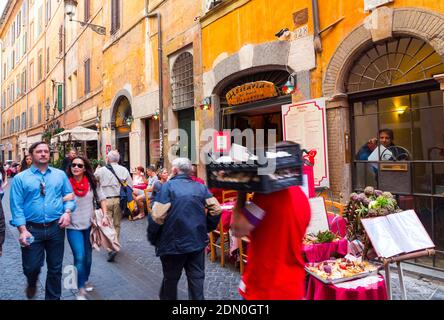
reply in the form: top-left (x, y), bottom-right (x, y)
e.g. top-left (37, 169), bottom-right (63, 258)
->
top-left (282, 73), bottom-right (297, 94)
top-left (64, 0), bottom-right (106, 35)
top-left (124, 115), bottom-right (134, 127)
top-left (200, 97), bottom-right (212, 110)
top-left (152, 112), bottom-right (159, 120)
top-left (102, 123), bottom-right (111, 131)
top-left (396, 106), bottom-right (408, 115)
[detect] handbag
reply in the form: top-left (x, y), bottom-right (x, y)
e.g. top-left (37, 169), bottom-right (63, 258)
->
top-left (90, 187), bottom-right (121, 252)
top-left (105, 165), bottom-right (138, 218)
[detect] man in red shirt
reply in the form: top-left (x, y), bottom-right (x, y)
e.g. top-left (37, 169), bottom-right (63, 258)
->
top-left (233, 186), bottom-right (311, 300)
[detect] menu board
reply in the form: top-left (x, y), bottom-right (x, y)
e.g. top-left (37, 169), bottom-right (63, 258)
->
top-left (306, 197), bottom-right (329, 235)
top-left (282, 98), bottom-right (329, 188)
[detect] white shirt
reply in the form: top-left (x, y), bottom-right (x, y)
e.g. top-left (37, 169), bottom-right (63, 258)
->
top-left (94, 163), bottom-right (133, 197)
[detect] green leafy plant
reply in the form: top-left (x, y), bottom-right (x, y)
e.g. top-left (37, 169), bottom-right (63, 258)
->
top-left (344, 186), bottom-right (402, 258)
top-left (90, 158), bottom-right (105, 169)
top-left (315, 230), bottom-right (338, 243)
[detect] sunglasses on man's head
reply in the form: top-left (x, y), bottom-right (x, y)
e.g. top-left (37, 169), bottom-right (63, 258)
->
top-left (71, 163), bottom-right (84, 169)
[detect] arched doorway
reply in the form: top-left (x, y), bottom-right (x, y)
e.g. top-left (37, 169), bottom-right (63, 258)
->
top-left (113, 96), bottom-right (133, 170)
top-left (215, 67), bottom-right (293, 146)
top-left (346, 37), bottom-right (444, 269)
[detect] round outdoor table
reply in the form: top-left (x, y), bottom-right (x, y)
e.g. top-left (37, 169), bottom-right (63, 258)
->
top-left (305, 274), bottom-right (388, 300)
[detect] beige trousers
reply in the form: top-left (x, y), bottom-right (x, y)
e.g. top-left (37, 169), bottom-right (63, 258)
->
top-left (106, 197), bottom-right (122, 245)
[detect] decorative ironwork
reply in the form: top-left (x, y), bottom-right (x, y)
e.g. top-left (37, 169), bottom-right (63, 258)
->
top-left (172, 52), bottom-right (194, 110)
top-left (346, 37), bottom-right (444, 92)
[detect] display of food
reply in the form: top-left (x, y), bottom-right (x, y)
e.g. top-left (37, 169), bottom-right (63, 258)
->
top-left (303, 231), bottom-right (341, 245)
top-left (305, 258), bottom-right (379, 284)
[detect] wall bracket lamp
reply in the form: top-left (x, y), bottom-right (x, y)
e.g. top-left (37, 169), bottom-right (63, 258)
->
top-left (64, 0), bottom-right (106, 35)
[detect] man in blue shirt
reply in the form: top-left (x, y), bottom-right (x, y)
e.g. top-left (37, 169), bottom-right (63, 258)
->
top-left (10, 141), bottom-right (76, 300)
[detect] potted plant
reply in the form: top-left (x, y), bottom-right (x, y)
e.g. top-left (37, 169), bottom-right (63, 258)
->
top-left (344, 186), bottom-right (402, 258)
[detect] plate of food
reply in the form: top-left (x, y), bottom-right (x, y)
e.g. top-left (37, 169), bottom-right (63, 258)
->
top-left (305, 258), bottom-right (381, 284)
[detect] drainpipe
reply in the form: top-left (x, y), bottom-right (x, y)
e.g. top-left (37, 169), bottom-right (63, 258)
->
top-left (146, 2), bottom-right (164, 168)
top-left (312, 0), bottom-right (322, 53)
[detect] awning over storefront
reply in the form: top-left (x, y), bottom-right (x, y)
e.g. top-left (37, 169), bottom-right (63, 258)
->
top-left (52, 126), bottom-right (98, 143)
top-left (27, 134), bottom-right (43, 148)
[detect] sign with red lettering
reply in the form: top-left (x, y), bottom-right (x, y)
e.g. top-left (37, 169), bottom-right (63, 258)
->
top-left (214, 131), bottom-right (231, 153)
top-left (106, 144), bottom-right (112, 155)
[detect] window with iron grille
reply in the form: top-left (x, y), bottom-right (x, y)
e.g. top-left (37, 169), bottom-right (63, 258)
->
top-left (171, 52), bottom-right (194, 110)
top-left (111, 0), bottom-right (120, 35)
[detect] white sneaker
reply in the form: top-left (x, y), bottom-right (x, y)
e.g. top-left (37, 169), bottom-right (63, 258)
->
top-left (76, 294), bottom-right (87, 300)
top-left (85, 282), bottom-right (94, 292)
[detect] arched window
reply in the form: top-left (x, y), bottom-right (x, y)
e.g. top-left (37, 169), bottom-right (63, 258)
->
top-left (171, 52), bottom-right (194, 110)
top-left (346, 37), bottom-right (444, 93)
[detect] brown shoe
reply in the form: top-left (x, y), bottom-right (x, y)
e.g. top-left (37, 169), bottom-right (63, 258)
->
top-left (26, 286), bottom-right (37, 299)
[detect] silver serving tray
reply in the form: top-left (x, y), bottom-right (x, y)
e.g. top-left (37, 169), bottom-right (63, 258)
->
top-left (305, 262), bottom-right (381, 284)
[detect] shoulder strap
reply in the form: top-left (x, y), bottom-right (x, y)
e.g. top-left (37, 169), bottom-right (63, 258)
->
top-left (106, 164), bottom-right (125, 187)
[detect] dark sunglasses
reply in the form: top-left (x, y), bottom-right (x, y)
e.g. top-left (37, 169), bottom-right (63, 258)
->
top-left (40, 182), bottom-right (46, 197)
top-left (71, 163), bottom-right (85, 169)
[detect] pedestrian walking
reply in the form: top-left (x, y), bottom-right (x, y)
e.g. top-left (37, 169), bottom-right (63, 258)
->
top-left (148, 157), bottom-right (222, 300)
top-left (0, 163), bottom-right (8, 201)
top-left (66, 156), bottom-right (109, 300)
top-left (9, 141), bottom-right (76, 300)
top-left (61, 149), bottom-right (77, 173)
top-left (232, 185), bottom-right (311, 300)
top-left (20, 155), bottom-right (33, 172)
top-left (0, 199), bottom-right (5, 257)
top-left (94, 150), bottom-right (132, 262)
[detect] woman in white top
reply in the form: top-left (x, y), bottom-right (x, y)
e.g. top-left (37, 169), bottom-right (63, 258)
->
top-left (66, 156), bottom-right (109, 300)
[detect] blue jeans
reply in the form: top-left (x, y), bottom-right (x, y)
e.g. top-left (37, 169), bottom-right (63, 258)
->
top-left (67, 228), bottom-right (92, 290)
top-left (21, 221), bottom-right (65, 300)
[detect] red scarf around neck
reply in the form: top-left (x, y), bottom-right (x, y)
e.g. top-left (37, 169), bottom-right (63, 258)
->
top-left (69, 176), bottom-right (90, 197)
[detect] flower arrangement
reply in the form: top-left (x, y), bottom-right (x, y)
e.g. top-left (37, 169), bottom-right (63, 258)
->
top-left (344, 186), bottom-right (402, 258)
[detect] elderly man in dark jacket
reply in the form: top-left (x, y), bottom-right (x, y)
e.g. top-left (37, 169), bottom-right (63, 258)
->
top-left (148, 157), bottom-right (221, 300)
top-left (0, 201), bottom-right (5, 257)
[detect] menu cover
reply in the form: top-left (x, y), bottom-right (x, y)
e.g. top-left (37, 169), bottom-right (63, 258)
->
top-left (306, 197), bottom-right (329, 235)
top-left (361, 210), bottom-right (435, 258)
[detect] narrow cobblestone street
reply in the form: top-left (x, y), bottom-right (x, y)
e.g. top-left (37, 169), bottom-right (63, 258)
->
top-left (1, 183), bottom-right (444, 300)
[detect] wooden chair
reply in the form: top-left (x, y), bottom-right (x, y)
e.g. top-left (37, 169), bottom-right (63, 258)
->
top-left (209, 190), bottom-right (236, 267)
top-left (209, 219), bottom-right (231, 267)
top-left (238, 236), bottom-right (250, 274)
top-left (324, 200), bottom-right (344, 216)
top-left (143, 189), bottom-right (152, 215)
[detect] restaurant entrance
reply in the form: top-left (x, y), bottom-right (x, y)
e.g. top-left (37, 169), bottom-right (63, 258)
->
top-left (347, 36), bottom-right (444, 270)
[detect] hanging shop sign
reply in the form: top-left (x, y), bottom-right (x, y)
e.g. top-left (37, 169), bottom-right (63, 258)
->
top-left (226, 81), bottom-right (278, 106)
top-left (282, 98), bottom-right (330, 189)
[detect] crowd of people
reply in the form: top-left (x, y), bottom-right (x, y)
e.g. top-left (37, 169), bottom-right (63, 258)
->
top-left (0, 140), bottom-right (313, 301)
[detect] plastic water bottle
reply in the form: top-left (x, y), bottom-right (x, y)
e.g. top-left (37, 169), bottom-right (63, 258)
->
top-left (26, 236), bottom-right (35, 245)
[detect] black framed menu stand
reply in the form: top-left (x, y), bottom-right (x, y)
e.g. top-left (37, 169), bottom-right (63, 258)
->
top-left (381, 249), bottom-right (435, 300)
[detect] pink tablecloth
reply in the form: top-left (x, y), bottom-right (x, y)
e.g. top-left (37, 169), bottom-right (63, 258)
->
top-left (306, 274), bottom-right (387, 300)
top-left (303, 238), bottom-right (348, 263)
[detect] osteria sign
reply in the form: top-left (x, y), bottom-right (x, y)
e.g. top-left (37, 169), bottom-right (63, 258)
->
top-left (226, 81), bottom-right (278, 106)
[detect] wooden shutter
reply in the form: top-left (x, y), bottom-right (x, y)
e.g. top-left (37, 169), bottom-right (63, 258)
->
top-left (84, 59), bottom-right (90, 95)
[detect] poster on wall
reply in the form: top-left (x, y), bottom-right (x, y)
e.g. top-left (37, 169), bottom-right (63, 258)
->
top-left (282, 98), bottom-right (330, 189)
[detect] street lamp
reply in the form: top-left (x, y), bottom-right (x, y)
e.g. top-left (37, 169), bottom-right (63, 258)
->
top-left (64, 0), bottom-right (106, 35)
top-left (124, 115), bottom-right (134, 127)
